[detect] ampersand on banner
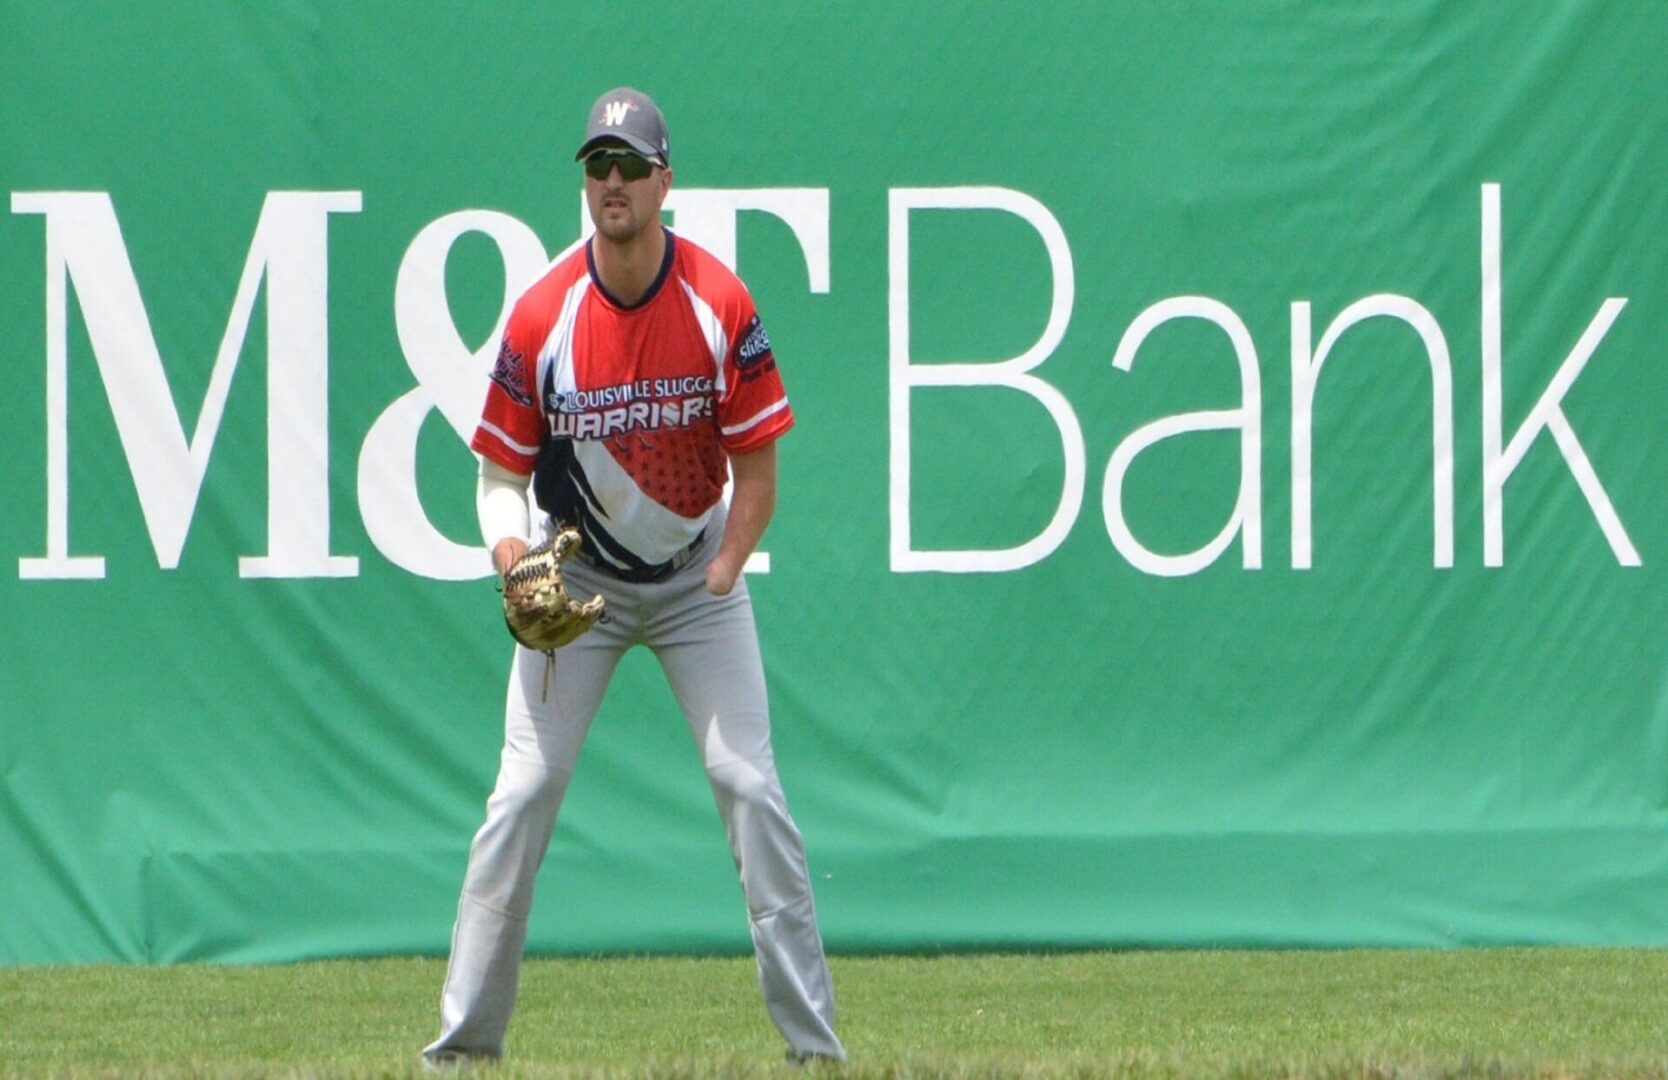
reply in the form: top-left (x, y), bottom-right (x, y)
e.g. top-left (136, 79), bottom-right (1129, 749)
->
top-left (357, 212), bottom-right (576, 579)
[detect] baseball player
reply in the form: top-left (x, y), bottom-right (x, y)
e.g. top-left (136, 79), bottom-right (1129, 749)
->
top-left (421, 88), bottom-right (845, 1068)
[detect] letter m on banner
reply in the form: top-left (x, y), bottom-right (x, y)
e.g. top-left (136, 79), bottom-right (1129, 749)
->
top-left (12, 192), bottom-right (360, 579)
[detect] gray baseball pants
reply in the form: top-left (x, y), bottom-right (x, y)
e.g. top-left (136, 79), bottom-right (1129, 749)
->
top-left (424, 521), bottom-right (844, 1063)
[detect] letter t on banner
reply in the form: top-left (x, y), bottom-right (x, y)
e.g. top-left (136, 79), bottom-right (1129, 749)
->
top-left (888, 187), bottom-right (1084, 573)
top-left (586, 187), bottom-right (833, 575)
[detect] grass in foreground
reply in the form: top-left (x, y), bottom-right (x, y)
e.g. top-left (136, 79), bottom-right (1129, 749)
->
top-left (2, 948), bottom-right (1667, 1077)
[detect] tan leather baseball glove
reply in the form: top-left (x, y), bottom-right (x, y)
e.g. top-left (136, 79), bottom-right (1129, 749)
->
top-left (501, 527), bottom-right (605, 651)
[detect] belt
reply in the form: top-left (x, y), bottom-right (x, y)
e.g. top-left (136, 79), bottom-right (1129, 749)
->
top-left (576, 528), bottom-right (706, 584)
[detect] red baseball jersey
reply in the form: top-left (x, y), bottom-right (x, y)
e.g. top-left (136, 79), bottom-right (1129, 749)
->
top-left (472, 230), bottom-right (793, 578)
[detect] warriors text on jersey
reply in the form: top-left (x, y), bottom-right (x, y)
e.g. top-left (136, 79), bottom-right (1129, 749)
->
top-left (472, 231), bottom-right (794, 580)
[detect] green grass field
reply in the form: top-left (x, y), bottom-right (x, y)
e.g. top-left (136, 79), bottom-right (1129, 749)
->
top-left (3, 949), bottom-right (1667, 1078)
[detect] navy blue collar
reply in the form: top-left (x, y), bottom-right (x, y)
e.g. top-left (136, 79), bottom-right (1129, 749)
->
top-left (586, 229), bottom-right (676, 310)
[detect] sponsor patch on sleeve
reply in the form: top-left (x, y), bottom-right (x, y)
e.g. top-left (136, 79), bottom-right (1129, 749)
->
top-left (489, 338), bottom-right (533, 406)
top-left (734, 314), bottom-right (774, 370)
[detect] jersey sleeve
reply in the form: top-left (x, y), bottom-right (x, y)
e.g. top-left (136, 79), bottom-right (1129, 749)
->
top-left (470, 313), bottom-right (544, 474)
top-left (715, 291), bottom-right (795, 454)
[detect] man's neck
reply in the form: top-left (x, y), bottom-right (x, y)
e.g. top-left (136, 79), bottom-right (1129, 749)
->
top-left (590, 225), bottom-right (667, 307)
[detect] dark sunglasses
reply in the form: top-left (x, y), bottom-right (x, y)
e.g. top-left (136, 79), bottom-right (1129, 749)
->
top-left (583, 149), bottom-right (658, 182)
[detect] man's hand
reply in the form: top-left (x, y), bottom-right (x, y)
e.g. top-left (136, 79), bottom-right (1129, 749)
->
top-left (705, 555), bottom-right (741, 597)
top-left (707, 443), bottom-right (777, 595)
top-left (493, 537), bottom-right (529, 580)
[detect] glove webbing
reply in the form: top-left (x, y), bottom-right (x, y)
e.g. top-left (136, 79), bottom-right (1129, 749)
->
top-left (504, 554), bottom-right (552, 592)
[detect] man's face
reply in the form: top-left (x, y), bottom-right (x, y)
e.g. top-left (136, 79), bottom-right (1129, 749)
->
top-left (583, 148), bottom-right (672, 243)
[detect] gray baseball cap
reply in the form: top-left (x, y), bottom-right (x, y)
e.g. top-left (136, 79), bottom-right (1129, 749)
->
top-left (574, 87), bottom-right (670, 165)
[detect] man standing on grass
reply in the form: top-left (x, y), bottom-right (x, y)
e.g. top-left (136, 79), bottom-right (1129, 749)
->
top-left (421, 87), bottom-right (845, 1069)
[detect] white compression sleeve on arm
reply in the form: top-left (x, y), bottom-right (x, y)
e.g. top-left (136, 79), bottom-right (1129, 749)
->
top-left (477, 457), bottom-right (533, 548)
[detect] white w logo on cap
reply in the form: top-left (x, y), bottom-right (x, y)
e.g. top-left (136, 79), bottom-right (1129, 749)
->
top-left (601, 100), bottom-right (636, 126)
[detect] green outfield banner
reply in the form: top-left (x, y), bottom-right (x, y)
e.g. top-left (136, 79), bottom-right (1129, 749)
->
top-left (3, 4), bottom-right (1667, 964)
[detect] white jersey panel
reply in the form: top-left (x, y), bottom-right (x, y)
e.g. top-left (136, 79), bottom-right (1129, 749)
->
top-left (681, 280), bottom-right (732, 396)
top-left (570, 440), bottom-right (711, 567)
top-left (536, 277), bottom-right (591, 407)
